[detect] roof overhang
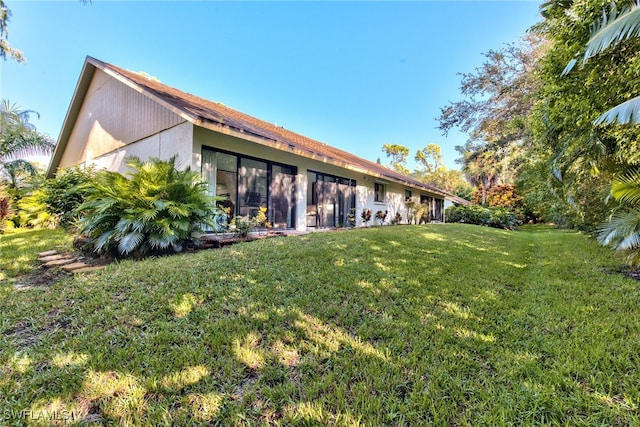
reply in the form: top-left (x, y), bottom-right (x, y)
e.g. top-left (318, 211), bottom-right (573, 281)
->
top-left (48, 56), bottom-right (466, 202)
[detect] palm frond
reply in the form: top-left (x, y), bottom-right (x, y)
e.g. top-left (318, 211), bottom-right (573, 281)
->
top-left (611, 170), bottom-right (640, 204)
top-left (597, 209), bottom-right (640, 250)
top-left (594, 96), bottom-right (640, 125)
top-left (118, 232), bottom-right (144, 255)
top-left (584, 4), bottom-right (640, 60)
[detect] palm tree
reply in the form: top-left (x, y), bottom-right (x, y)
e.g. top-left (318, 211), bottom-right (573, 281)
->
top-left (598, 170), bottom-right (640, 266)
top-left (564, 3), bottom-right (640, 265)
top-left (565, 1), bottom-right (640, 124)
top-left (0, 100), bottom-right (54, 186)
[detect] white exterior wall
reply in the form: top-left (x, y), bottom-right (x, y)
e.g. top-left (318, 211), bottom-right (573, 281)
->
top-left (89, 122), bottom-right (193, 173)
top-left (192, 126), bottom-right (444, 231)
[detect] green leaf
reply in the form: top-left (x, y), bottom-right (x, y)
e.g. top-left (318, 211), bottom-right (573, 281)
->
top-left (584, 5), bottom-right (640, 61)
top-left (594, 96), bottom-right (640, 125)
top-left (611, 170), bottom-right (640, 204)
top-left (118, 232), bottom-right (144, 255)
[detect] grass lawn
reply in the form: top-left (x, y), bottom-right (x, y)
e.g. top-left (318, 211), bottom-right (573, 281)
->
top-left (1, 224), bottom-right (639, 425)
top-left (0, 228), bottom-right (73, 283)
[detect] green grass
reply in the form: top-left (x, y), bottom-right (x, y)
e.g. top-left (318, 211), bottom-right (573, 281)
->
top-left (0, 228), bottom-right (74, 283)
top-left (1, 224), bottom-right (639, 425)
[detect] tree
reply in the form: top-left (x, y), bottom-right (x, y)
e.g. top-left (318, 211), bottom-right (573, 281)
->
top-left (438, 35), bottom-right (542, 205)
top-left (0, 100), bottom-right (55, 185)
top-left (456, 141), bottom-right (500, 206)
top-left (381, 144), bottom-right (410, 174)
top-left (415, 144), bottom-right (444, 175)
top-left (564, 1), bottom-right (640, 124)
top-left (526, 0), bottom-right (640, 229)
top-left (0, 1), bottom-right (23, 62)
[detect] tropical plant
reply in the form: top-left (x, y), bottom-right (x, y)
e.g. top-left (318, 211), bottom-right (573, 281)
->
top-left (17, 188), bottom-right (57, 229)
top-left (76, 156), bottom-right (222, 257)
top-left (42, 165), bottom-right (96, 228)
top-left (0, 100), bottom-right (54, 183)
top-left (361, 208), bottom-right (372, 226)
top-left (0, 191), bottom-right (11, 231)
top-left (374, 210), bottom-right (388, 226)
top-left (564, 1), bottom-right (640, 124)
top-left (598, 169), bottom-right (640, 266)
top-left (0, 1), bottom-right (24, 62)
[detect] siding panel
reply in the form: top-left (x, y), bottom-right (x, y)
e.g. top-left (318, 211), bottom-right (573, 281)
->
top-left (59, 69), bottom-right (186, 168)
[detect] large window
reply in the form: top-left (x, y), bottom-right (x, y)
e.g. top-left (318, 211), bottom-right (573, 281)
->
top-left (202, 147), bottom-right (296, 229)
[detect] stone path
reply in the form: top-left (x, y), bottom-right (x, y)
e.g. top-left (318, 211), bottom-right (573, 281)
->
top-left (37, 250), bottom-right (106, 274)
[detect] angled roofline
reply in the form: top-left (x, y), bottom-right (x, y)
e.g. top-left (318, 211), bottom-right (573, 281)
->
top-left (47, 56), bottom-right (470, 204)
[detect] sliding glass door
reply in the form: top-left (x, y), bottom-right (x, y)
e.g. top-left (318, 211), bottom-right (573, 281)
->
top-left (202, 148), bottom-right (296, 229)
top-left (307, 171), bottom-right (356, 228)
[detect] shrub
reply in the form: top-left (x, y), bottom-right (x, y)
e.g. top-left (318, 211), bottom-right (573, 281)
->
top-left (17, 189), bottom-right (58, 229)
top-left (42, 165), bottom-right (96, 229)
top-left (76, 156), bottom-right (222, 257)
top-left (361, 209), bottom-right (372, 226)
top-left (446, 205), bottom-right (520, 230)
top-left (374, 210), bottom-right (388, 225)
top-left (0, 193), bottom-right (12, 232)
top-left (232, 207), bottom-right (268, 238)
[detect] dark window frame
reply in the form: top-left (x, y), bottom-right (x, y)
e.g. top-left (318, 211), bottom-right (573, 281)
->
top-left (202, 146), bottom-right (297, 228)
top-left (374, 182), bottom-right (386, 203)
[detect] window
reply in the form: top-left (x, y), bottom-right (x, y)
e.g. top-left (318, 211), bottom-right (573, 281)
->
top-left (405, 190), bottom-right (412, 201)
top-left (374, 183), bottom-right (385, 203)
top-left (308, 171), bottom-right (356, 228)
top-left (202, 147), bottom-right (296, 229)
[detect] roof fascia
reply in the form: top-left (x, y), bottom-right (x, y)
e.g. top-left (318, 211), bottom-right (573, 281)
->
top-left (195, 121), bottom-right (448, 198)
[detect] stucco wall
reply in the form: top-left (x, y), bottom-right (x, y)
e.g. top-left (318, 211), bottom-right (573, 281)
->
top-left (89, 122), bottom-right (193, 173)
top-left (192, 126), bottom-right (444, 230)
top-left (59, 68), bottom-right (187, 169)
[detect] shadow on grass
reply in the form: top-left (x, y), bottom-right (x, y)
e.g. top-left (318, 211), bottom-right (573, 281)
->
top-left (1, 225), bottom-right (639, 425)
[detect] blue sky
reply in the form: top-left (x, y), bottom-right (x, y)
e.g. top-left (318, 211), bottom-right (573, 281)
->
top-left (1, 0), bottom-right (542, 171)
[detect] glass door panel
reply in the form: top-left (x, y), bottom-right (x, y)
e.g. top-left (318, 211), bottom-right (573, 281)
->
top-left (239, 158), bottom-right (268, 219)
top-left (270, 165), bottom-right (295, 229)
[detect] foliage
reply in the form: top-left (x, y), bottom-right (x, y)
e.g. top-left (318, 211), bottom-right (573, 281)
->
top-left (598, 169), bottom-right (640, 266)
top-left (0, 100), bottom-right (54, 184)
top-left (42, 166), bottom-right (96, 229)
top-left (16, 188), bottom-right (57, 229)
top-left (360, 208), bottom-right (372, 225)
top-left (374, 210), bottom-right (387, 225)
top-left (381, 144), bottom-right (410, 174)
top-left (0, 191), bottom-right (10, 232)
top-left (564, 2), bottom-right (640, 125)
top-left (414, 143), bottom-right (444, 174)
top-left (232, 207), bottom-right (268, 238)
top-left (527, 0), bottom-right (640, 233)
top-left (391, 212), bottom-right (402, 225)
top-left (475, 184), bottom-right (523, 210)
top-left (76, 156), bottom-right (222, 257)
top-left (1, 225), bottom-right (638, 425)
top-left (0, 1), bottom-right (23, 62)
top-left (446, 205), bottom-right (521, 230)
top-left (438, 35), bottom-right (542, 203)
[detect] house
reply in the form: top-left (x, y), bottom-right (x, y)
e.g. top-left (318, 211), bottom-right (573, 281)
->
top-left (47, 56), bottom-right (469, 231)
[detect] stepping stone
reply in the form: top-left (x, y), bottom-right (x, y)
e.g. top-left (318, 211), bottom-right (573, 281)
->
top-left (38, 250), bottom-right (58, 257)
top-left (39, 254), bottom-right (73, 262)
top-left (44, 258), bottom-right (76, 267)
top-left (73, 266), bottom-right (105, 274)
top-left (62, 262), bottom-right (89, 271)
